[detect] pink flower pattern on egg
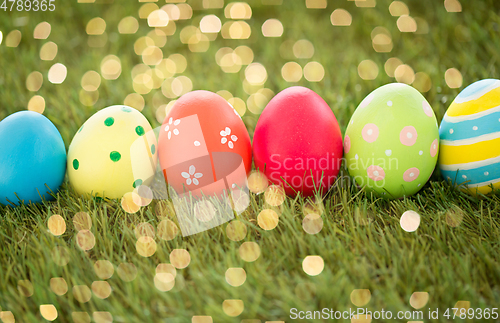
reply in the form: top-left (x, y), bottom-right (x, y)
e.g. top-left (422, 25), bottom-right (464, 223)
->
top-left (403, 167), bottom-right (420, 182)
top-left (344, 135), bottom-right (351, 153)
top-left (367, 165), bottom-right (385, 181)
top-left (400, 126), bottom-right (418, 146)
top-left (362, 123), bottom-right (379, 143)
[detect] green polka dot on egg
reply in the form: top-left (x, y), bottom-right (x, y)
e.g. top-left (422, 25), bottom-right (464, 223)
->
top-left (121, 106), bottom-right (132, 112)
top-left (110, 151), bottom-right (121, 162)
top-left (135, 126), bottom-right (145, 136)
top-left (133, 179), bottom-right (143, 188)
top-left (151, 144), bottom-right (156, 155)
top-left (104, 117), bottom-right (114, 126)
top-left (73, 159), bottom-right (79, 170)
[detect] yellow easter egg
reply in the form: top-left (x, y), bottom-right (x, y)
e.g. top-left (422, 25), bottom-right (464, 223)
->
top-left (68, 105), bottom-right (157, 199)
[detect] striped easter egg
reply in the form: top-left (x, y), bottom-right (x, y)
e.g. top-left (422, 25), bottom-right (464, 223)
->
top-left (439, 79), bottom-right (500, 195)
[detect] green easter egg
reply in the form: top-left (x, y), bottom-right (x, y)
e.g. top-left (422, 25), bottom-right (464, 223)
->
top-left (344, 83), bottom-right (439, 199)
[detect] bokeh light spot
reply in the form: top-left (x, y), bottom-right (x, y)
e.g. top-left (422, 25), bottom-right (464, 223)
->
top-left (304, 61), bottom-right (325, 82)
top-left (226, 220), bottom-right (247, 241)
top-left (400, 210), bottom-right (421, 232)
top-left (351, 289), bottom-right (371, 306)
top-left (410, 292), bottom-right (429, 309)
top-left (48, 214), bottom-right (66, 236)
top-left (358, 60), bottom-right (379, 80)
top-left (39, 42), bottom-right (58, 61)
top-left (445, 68), bottom-right (463, 88)
top-left (91, 281), bottom-right (112, 299)
top-left (76, 230), bottom-right (96, 251)
top-left (48, 63), bottom-right (67, 84)
top-left (34, 22), bottom-right (51, 39)
top-left (73, 285), bottom-right (92, 303)
top-left (222, 300), bottom-right (244, 317)
top-left (86, 18), bottom-right (106, 35)
top-left (303, 213), bottom-right (323, 234)
top-left (257, 209), bottom-right (279, 230)
top-left (170, 249), bottom-right (191, 269)
top-left (281, 62), bottom-right (303, 82)
top-left (264, 185), bottom-right (286, 206)
top-left (225, 268), bottom-right (247, 287)
top-left (40, 305), bottom-right (58, 321)
top-left (239, 242), bottom-right (261, 262)
top-left (330, 9), bottom-right (352, 26)
top-left (117, 263), bottom-right (137, 282)
top-left (50, 278), bottom-right (68, 296)
top-left (94, 260), bottom-right (114, 280)
top-left (262, 19), bottom-right (283, 37)
top-left (26, 71), bottom-right (43, 92)
top-left (5, 30), bottom-right (21, 47)
top-left (394, 64), bottom-right (415, 84)
top-left (302, 255), bottom-right (324, 276)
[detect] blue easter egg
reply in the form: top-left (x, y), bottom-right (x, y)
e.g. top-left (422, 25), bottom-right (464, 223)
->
top-left (439, 79), bottom-right (500, 195)
top-left (0, 111), bottom-right (67, 205)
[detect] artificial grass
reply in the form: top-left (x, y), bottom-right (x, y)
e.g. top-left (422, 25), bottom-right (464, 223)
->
top-left (1, 0), bottom-right (500, 322)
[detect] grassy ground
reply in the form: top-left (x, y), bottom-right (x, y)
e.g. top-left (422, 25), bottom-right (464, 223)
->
top-left (1, 0), bottom-right (500, 322)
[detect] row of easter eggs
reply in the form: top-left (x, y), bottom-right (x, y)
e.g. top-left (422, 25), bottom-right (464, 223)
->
top-left (1, 79), bottom-right (499, 206)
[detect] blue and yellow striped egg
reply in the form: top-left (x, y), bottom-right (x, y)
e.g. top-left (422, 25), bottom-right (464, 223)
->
top-left (439, 79), bottom-right (500, 195)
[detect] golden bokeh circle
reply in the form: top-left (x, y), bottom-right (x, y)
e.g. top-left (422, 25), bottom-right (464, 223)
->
top-left (248, 170), bottom-right (268, 194)
top-left (264, 185), bottom-right (286, 206)
top-left (226, 220), bottom-right (247, 241)
top-left (302, 255), bottom-right (324, 276)
top-left (91, 281), bottom-right (112, 299)
top-left (238, 242), bottom-right (261, 262)
top-left (225, 268), bottom-right (247, 287)
top-left (136, 236), bottom-right (157, 257)
top-left (94, 260), bottom-right (114, 280)
top-left (134, 222), bottom-right (155, 239)
top-left (27, 95), bottom-right (46, 114)
top-left (73, 285), bottom-right (92, 303)
top-left (156, 263), bottom-right (177, 278)
top-left (170, 249), bottom-right (191, 269)
top-left (76, 230), bottom-right (96, 251)
top-left (121, 192), bottom-right (141, 214)
top-left (48, 214), bottom-right (66, 236)
top-left (73, 212), bottom-right (92, 231)
top-left (257, 209), bottom-right (279, 230)
top-left (409, 291), bottom-right (429, 309)
top-left (117, 263), bottom-right (137, 282)
top-left (222, 299), bottom-right (244, 317)
top-left (157, 219), bottom-right (179, 241)
top-left (50, 277), bottom-right (68, 296)
top-left (40, 305), bottom-right (58, 321)
top-left (302, 213), bottom-right (323, 235)
top-left (350, 289), bottom-right (371, 306)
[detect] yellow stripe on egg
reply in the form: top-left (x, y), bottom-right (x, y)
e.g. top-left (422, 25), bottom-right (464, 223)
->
top-left (439, 136), bottom-right (500, 165)
top-left (446, 87), bottom-right (500, 117)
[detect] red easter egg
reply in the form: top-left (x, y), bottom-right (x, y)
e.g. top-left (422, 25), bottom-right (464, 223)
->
top-left (253, 86), bottom-right (343, 196)
top-left (158, 91), bottom-right (252, 198)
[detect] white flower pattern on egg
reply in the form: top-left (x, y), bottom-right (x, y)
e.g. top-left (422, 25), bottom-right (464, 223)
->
top-left (164, 117), bottom-right (181, 140)
top-left (181, 165), bottom-right (203, 186)
top-left (220, 127), bottom-right (238, 149)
